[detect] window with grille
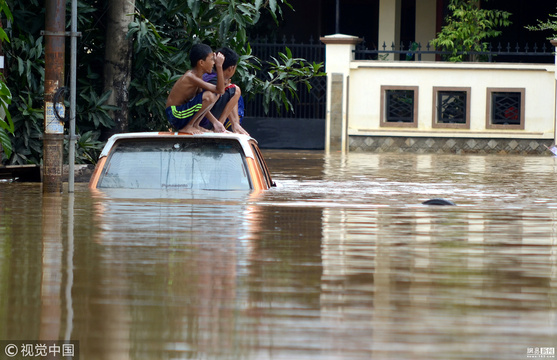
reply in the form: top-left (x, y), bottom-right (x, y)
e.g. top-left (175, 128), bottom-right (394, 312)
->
top-left (381, 86), bottom-right (418, 127)
top-left (433, 87), bottom-right (470, 129)
top-left (486, 88), bottom-right (525, 129)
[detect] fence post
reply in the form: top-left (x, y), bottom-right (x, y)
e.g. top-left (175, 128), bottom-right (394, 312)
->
top-left (320, 34), bottom-right (363, 152)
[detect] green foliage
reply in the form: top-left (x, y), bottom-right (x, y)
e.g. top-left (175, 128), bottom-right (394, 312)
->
top-left (4, 29), bottom-right (46, 164)
top-left (3, 0), bottom-right (114, 164)
top-left (129, 68), bottom-right (178, 131)
top-left (430, 0), bottom-right (512, 62)
top-left (9, 92), bottom-right (43, 165)
top-left (0, 0), bottom-right (13, 160)
top-left (260, 47), bottom-right (326, 114)
top-left (0, 83), bottom-right (13, 160)
top-left (2, 0), bottom-right (324, 164)
top-left (78, 89), bottom-right (119, 128)
top-left (128, 0), bottom-right (323, 131)
top-left (64, 130), bottom-right (104, 164)
top-left (526, 7), bottom-right (557, 40)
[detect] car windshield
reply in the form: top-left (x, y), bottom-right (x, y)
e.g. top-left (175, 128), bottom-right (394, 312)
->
top-left (97, 138), bottom-right (251, 190)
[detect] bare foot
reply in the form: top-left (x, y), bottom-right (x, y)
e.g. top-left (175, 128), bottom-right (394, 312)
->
top-left (179, 125), bottom-right (203, 134)
top-left (233, 124), bottom-right (250, 136)
top-left (194, 124), bottom-right (211, 133)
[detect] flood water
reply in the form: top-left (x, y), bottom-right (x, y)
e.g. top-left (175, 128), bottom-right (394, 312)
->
top-left (1, 150), bottom-right (556, 360)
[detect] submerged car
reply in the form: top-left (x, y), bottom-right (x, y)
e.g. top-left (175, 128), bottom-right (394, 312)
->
top-left (89, 132), bottom-right (274, 191)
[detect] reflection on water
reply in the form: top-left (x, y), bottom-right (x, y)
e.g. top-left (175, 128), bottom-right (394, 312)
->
top-left (0, 151), bottom-right (556, 360)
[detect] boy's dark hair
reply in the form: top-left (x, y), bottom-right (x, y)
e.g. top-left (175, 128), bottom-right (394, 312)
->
top-left (190, 43), bottom-right (213, 68)
top-left (217, 47), bottom-right (239, 70)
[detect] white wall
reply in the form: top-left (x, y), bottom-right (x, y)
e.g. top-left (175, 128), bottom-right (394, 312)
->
top-left (348, 61), bottom-right (556, 139)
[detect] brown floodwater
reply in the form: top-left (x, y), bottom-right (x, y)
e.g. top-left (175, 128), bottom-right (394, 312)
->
top-left (1, 150), bottom-right (556, 360)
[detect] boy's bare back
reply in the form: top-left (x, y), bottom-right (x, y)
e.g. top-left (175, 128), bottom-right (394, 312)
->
top-left (165, 72), bottom-right (200, 108)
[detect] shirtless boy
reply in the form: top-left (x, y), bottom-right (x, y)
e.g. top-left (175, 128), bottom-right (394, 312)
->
top-left (200, 47), bottom-right (249, 135)
top-left (165, 44), bottom-right (225, 134)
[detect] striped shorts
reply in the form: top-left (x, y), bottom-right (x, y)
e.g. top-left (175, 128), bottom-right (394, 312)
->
top-left (165, 92), bottom-right (204, 131)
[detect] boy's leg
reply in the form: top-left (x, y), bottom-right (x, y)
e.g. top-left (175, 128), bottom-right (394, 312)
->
top-left (224, 87), bottom-right (249, 135)
top-left (228, 103), bottom-right (249, 135)
top-left (187, 91), bottom-right (220, 133)
top-left (216, 86), bottom-right (240, 125)
top-left (200, 85), bottom-right (238, 132)
top-left (214, 85), bottom-right (249, 135)
top-left (167, 93), bottom-right (207, 134)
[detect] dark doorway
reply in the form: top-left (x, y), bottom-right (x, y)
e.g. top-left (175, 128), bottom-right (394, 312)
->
top-left (276, 0), bottom-right (380, 47)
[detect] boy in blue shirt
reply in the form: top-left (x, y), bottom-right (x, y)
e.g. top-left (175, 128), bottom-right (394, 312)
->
top-left (201, 47), bottom-right (249, 135)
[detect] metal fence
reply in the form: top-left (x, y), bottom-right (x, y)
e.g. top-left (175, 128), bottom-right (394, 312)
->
top-left (355, 40), bottom-right (555, 63)
top-left (246, 36), bottom-right (326, 119)
top-left (243, 37), bottom-right (553, 120)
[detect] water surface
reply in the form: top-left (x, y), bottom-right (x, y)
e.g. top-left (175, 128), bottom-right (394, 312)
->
top-left (1, 151), bottom-right (556, 360)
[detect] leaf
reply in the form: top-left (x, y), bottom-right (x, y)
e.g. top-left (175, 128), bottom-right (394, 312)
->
top-left (0, 28), bottom-right (9, 43)
top-left (97, 90), bottom-right (113, 105)
top-left (188, 0), bottom-right (200, 18)
top-left (136, 98), bottom-right (150, 106)
top-left (0, 128), bottom-right (12, 158)
top-left (17, 58), bottom-right (24, 76)
top-left (1, 0), bottom-right (13, 22)
top-left (287, 79), bottom-right (296, 91)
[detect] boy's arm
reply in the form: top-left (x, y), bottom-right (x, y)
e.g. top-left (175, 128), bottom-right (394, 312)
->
top-left (187, 53), bottom-right (225, 94)
top-left (214, 52), bottom-right (225, 94)
top-left (188, 74), bottom-right (223, 94)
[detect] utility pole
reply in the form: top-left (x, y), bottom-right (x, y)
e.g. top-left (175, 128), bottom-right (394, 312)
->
top-left (43, 0), bottom-right (66, 194)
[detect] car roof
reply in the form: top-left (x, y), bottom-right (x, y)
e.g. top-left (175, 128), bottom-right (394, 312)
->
top-left (99, 132), bottom-right (259, 159)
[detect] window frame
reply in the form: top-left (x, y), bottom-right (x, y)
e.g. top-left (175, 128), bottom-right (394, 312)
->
top-left (432, 87), bottom-right (471, 129)
top-left (486, 88), bottom-right (525, 130)
top-left (380, 85), bottom-right (419, 128)
top-left (97, 138), bottom-right (253, 190)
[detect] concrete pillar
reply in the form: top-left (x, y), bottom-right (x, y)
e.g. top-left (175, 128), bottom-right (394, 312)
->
top-left (329, 74), bottom-right (344, 152)
top-left (415, 0), bottom-right (437, 61)
top-left (378, 0), bottom-right (401, 59)
top-left (320, 34), bottom-right (363, 153)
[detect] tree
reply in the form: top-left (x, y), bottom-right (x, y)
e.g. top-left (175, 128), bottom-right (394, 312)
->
top-left (102, 0), bottom-right (135, 136)
top-left (526, 7), bottom-right (557, 40)
top-left (430, 0), bottom-right (512, 62)
top-left (1, 0), bottom-right (324, 165)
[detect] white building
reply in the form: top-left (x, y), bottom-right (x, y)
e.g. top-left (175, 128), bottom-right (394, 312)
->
top-left (315, 1), bottom-right (557, 154)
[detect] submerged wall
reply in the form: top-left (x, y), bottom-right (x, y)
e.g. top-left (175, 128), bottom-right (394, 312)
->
top-left (243, 117), bottom-right (325, 150)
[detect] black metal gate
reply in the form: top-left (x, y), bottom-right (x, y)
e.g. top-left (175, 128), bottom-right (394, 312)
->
top-left (247, 36), bottom-right (326, 119)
